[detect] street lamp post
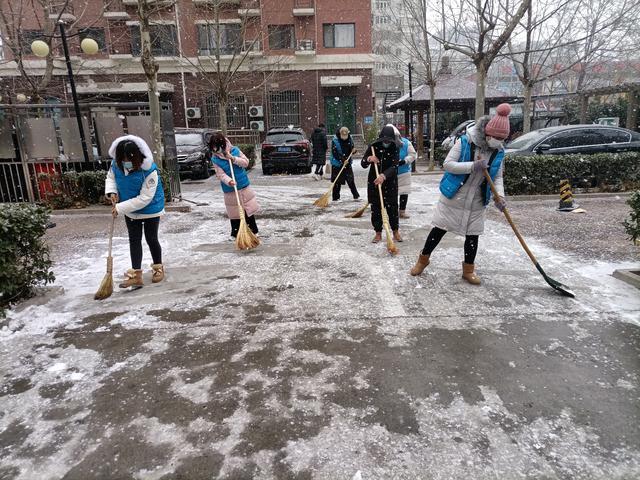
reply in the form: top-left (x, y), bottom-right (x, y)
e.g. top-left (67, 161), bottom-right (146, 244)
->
top-left (32, 22), bottom-right (98, 163)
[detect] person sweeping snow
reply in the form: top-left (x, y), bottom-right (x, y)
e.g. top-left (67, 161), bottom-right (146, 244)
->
top-left (209, 132), bottom-right (260, 240)
top-left (361, 125), bottom-right (402, 244)
top-left (389, 124), bottom-right (417, 219)
top-left (330, 127), bottom-right (360, 201)
top-left (410, 103), bottom-right (511, 284)
top-left (105, 135), bottom-right (165, 290)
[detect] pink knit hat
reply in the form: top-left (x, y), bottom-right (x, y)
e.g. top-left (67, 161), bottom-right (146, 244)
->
top-left (485, 103), bottom-right (512, 140)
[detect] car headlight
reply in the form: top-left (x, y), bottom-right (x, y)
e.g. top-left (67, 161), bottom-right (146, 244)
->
top-left (186, 152), bottom-right (205, 162)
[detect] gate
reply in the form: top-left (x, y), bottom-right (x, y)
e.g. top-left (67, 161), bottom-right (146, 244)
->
top-left (0, 101), bottom-right (180, 203)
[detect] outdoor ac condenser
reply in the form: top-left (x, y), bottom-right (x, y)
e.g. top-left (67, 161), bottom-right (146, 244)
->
top-left (250, 120), bottom-right (265, 132)
top-left (186, 107), bottom-right (202, 119)
top-left (249, 105), bottom-right (264, 117)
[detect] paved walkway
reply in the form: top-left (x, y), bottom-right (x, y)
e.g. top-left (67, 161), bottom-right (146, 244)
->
top-left (1, 167), bottom-right (639, 479)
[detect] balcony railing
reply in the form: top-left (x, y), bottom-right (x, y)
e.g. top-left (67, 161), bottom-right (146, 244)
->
top-left (293, 0), bottom-right (314, 15)
top-left (295, 39), bottom-right (315, 54)
top-left (294, 0), bottom-right (314, 7)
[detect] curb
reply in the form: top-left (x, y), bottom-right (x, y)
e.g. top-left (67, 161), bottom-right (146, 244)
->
top-left (506, 192), bottom-right (633, 202)
top-left (612, 269), bottom-right (640, 290)
top-left (51, 203), bottom-right (192, 216)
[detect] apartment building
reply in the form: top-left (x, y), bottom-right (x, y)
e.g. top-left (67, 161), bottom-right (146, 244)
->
top-left (0, 0), bottom-right (374, 136)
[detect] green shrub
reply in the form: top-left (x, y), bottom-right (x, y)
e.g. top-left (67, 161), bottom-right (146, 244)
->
top-left (364, 123), bottom-right (379, 146)
top-left (237, 144), bottom-right (256, 170)
top-left (158, 168), bottom-right (174, 203)
top-left (504, 152), bottom-right (640, 195)
top-left (38, 170), bottom-right (107, 209)
top-left (623, 191), bottom-right (640, 244)
top-left (0, 204), bottom-right (55, 315)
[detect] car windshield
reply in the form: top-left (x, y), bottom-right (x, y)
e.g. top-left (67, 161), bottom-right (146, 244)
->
top-left (267, 132), bottom-right (304, 144)
top-left (507, 130), bottom-right (548, 150)
top-left (176, 133), bottom-right (204, 147)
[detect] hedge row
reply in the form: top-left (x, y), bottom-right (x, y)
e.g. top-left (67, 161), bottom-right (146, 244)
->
top-left (0, 204), bottom-right (54, 316)
top-left (623, 190), bottom-right (640, 244)
top-left (503, 152), bottom-right (640, 195)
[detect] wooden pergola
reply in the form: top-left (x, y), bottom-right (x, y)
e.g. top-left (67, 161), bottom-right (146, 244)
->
top-left (386, 74), bottom-right (518, 156)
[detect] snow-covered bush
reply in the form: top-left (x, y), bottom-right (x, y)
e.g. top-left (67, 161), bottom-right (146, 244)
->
top-left (0, 204), bottom-right (54, 316)
top-left (623, 191), bottom-right (640, 245)
top-left (504, 152), bottom-right (640, 195)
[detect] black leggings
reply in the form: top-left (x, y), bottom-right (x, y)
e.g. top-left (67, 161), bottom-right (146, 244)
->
top-left (314, 164), bottom-right (324, 175)
top-left (421, 227), bottom-right (479, 264)
top-left (125, 216), bottom-right (162, 269)
top-left (230, 216), bottom-right (259, 237)
top-left (399, 194), bottom-right (408, 211)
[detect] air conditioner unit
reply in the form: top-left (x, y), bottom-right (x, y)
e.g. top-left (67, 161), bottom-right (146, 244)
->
top-left (250, 120), bottom-right (265, 132)
top-left (248, 105), bottom-right (264, 117)
top-left (186, 107), bottom-right (201, 119)
top-left (297, 39), bottom-right (314, 51)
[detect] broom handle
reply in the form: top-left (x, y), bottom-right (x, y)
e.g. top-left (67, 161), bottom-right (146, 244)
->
top-left (482, 169), bottom-right (538, 265)
top-left (108, 196), bottom-right (116, 257)
top-left (330, 150), bottom-right (354, 188)
top-left (227, 156), bottom-right (246, 220)
top-left (372, 149), bottom-right (393, 236)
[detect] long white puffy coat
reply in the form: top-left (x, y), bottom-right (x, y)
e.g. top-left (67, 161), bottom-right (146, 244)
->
top-left (430, 123), bottom-right (505, 236)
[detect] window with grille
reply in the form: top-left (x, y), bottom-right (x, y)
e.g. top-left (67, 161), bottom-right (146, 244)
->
top-left (268, 91), bottom-right (301, 127)
top-left (323, 24), bottom-right (355, 48)
top-left (197, 24), bottom-right (241, 56)
top-left (79, 28), bottom-right (106, 53)
top-left (204, 95), bottom-right (248, 129)
top-left (20, 30), bottom-right (45, 54)
top-left (268, 25), bottom-right (295, 50)
top-left (130, 24), bottom-right (177, 57)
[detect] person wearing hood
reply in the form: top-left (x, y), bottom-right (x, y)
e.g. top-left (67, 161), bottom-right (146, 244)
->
top-left (330, 126), bottom-right (360, 201)
top-left (389, 125), bottom-right (417, 219)
top-left (410, 103), bottom-right (511, 284)
top-left (310, 123), bottom-right (328, 180)
top-left (209, 132), bottom-right (260, 238)
top-left (361, 125), bottom-right (402, 243)
top-left (105, 135), bottom-right (166, 290)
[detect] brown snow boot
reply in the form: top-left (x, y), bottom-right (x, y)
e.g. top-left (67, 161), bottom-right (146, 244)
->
top-left (399, 210), bottom-right (410, 219)
top-left (462, 262), bottom-right (481, 285)
top-left (151, 263), bottom-right (164, 284)
top-left (410, 254), bottom-right (430, 276)
top-left (372, 232), bottom-right (382, 243)
top-left (393, 230), bottom-right (403, 242)
top-left (119, 269), bottom-right (143, 289)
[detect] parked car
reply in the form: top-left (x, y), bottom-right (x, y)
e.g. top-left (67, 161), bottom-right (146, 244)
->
top-left (261, 127), bottom-right (312, 175)
top-left (175, 128), bottom-right (216, 180)
top-left (504, 125), bottom-right (640, 157)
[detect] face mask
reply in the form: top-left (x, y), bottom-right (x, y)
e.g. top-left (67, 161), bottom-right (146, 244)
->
top-left (123, 161), bottom-right (133, 170)
top-left (487, 137), bottom-right (504, 150)
top-left (340, 134), bottom-right (348, 140)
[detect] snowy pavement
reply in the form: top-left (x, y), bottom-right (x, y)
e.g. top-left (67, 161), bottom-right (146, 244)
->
top-left (1, 165), bottom-right (639, 479)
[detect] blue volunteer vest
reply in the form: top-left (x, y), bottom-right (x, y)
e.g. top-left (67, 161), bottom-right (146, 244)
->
top-left (439, 135), bottom-right (504, 205)
top-left (331, 137), bottom-right (353, 168)
top-left (211, 146), bottom-right (250, 193)
top-left (111, 160), bottom-right (165, 215)
top-left (397, 138), bottom-right (411, 175)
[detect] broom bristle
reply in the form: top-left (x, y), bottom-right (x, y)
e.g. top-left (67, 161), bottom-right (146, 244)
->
top-left (313, 191), bottom-right (331, 208)
top-left (94, 273), bottom-right (113, 300)
top-left (345, 203), bottom-right (369, 218)
top-left (235, 216), bottom-right (260, 250)
top-left (386, 237), bottom-right (399, 255)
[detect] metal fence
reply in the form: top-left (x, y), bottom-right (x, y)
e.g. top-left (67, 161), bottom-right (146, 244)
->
top-left (268, 90), bottom-right (301, 127)
top-left (0, 101), bottom-right (180, 203)
top-left (204, 94), bottom-right (249, 130)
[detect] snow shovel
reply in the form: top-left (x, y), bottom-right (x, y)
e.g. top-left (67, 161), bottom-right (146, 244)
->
top-left (483, 170), bottom-right (575, 298)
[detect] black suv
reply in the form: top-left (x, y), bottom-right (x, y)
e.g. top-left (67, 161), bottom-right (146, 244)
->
top-left (505, 125), bottom-right (640, 157)
top-left (261, 127), bottom-right (312, 175)
top-left (175, 128), bottom-right (216, 180)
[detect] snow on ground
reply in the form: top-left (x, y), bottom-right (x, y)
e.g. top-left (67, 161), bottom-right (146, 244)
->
top-left (1, 166), bottom-right (639, 479)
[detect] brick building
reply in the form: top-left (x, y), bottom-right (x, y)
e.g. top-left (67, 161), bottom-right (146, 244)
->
top-left (0, 0), bottom-right (374, 137)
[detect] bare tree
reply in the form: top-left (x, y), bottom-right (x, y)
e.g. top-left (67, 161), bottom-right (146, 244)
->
top-left (430, 0), bottom-right (531, 119)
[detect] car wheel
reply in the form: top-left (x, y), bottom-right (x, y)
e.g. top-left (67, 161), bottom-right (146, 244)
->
top-left (194, 165), bottom-right (210, 180)
top-left (262, 165), bottom-right (273, 175)
top-left (303, 166), bottom-right (312, 174)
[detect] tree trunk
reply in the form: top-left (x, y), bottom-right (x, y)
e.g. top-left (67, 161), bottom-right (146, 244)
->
top-left (416, 110), bottom-right (425, 161)
top-left (219, 95), bottom-right (228, 135)
top-left (579, 95), bottom-right (589, 124)
top-left (138, 0), bottom-right (164, 168)
top-left (522, 83), bottom-right (533, 133)
top-left (626, 90), bottom-right (639, 132)
top-left (429, 83), bottom-right (436, 171)
top-left (474, 62), bottom-right (488, 120)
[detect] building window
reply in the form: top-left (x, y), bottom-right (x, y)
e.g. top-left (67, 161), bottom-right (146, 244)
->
top-left (197, 24), bottom-right (241, 55)
top-left (204, 94), bottom-right (248, 129)
top-left (373, 16), bottom-right (390, 25)
top-left (323, 24), bottom-right (355, 48)
top-left (268, 90), bottom-right (301, 127)
top-left (268, 25), bottom-right (295, 50)
top-left (79, 28), bottom-right (106, 53)
top-left (375, 1), bottom-right (390, 8)
top-left (130, 24), bottom-right (177, 57)
top-left (20, 30), bottom-right (44, 54)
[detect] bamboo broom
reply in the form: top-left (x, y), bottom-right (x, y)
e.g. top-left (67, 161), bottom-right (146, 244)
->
top-left (372, 148), bottom-right (398, 255)
top-left (94, 207), bottom-right (116, 300)
top-left (228, 157), bottom-right (260, 251)
top-left (313, 150), bottom-right (355, 208)
top-left (345, 202), bottom-right (369, 218)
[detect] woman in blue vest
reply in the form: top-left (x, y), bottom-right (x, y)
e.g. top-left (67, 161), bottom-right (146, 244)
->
top-left (410, 104), bottom-right (511, 285)
top-left (389, 125), bottom-right (417, 219)
top-left (209, 132), bottom-right (260, 238)
top-left (105, 135), bottom-right (165, 290)
top-left (330, 126), bottom-right (360, 201)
